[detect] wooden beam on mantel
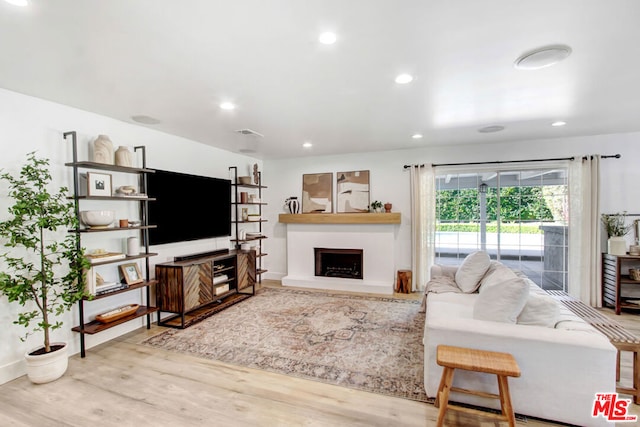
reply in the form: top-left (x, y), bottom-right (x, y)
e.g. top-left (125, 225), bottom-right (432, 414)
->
top-left (278, 213), bottom-right (401, 224)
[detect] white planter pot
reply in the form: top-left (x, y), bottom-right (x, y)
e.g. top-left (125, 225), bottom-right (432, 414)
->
top-left (608, 236), bottom-right (627, 256)
top-left (24, 342), bottom-right (68, 384)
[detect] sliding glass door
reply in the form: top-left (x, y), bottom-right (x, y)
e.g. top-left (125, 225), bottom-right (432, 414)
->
top-left (434, 167), bottom-right (568, 290)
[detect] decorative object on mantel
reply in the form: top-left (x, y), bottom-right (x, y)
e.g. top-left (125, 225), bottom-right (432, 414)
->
top-left (92, 134), bottom-right (114, 164)
top-left (384, 202), bottom-right (392, 213)
top-left (336, 170), bottom-right (370, 213)
top-left (370, 200), bottom-right (383, 213)
top-left (302, 172), bottom-right (333, 213)
top-left (630, 245), bottom-right (640, 256)
top-left (284, 196), bottom-right (300, 214)
top-left (602, 212), bottom-right (633, 256)
top-left (114, 145), bottom-right (133, 167)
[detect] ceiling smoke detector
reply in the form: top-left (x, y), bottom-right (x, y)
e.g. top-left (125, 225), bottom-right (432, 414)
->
top-left (235, 129), bottom-right (264, 137)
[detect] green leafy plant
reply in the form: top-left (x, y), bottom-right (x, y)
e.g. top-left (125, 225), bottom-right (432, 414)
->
top-left (370, 200), bottom-right (382, 212)
top-left (601, 212), bottom-right (633, 238)
top-left (0, 152), bottom-right (89, 353)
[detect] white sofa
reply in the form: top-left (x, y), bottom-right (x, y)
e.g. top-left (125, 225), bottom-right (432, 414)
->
top-left (423, 257), bottom-right (617, 427)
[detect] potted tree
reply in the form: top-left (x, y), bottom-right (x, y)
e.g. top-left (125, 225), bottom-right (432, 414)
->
top-left (0, 152), bottom-right (88, 383)
top-left (601, 212), bottom-right (633, 256)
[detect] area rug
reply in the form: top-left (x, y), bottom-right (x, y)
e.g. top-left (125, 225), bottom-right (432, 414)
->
top-left (142, 287), bottom-right (428, 402)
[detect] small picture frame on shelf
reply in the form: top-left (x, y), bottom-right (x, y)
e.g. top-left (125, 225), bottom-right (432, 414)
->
top-left (119, 263), bottom-right (143, 285)
top-left (86, 172), bottom-right (112, 197)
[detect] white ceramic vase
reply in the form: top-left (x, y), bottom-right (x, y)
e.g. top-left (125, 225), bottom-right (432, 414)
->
top-left (24, 342), bottom-right (68, 384)
top-left (608, 236), bottom-right (627, 256)
top-left (115, 146), bottom-right (133, 167)
top-left (92, 135), bottom-right (114, 164)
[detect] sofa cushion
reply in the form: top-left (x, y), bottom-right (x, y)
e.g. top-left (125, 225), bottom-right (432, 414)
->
top-left (455, 251), bottom-right (491, 293)
top-left (473, 277), bottom-right (529, 323)
top-left (517, 293), bottom-right (560, 327)
top-left (478, 261), bottom-right (518, 293)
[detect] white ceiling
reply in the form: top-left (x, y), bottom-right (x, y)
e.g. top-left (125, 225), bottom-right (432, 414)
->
top-left (1, 0), bottom-right (639, 159)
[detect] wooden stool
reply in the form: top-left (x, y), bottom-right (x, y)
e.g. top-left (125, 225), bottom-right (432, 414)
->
top-left (435, 345), bottom-right (521, 427)
top-left (396, 269), bottom-right (412, 293)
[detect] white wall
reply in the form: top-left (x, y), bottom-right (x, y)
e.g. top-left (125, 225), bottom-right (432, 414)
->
top-left (0, 88), bottom-right (261, 384)
top-left (263, 132), bottom-right (640, 282)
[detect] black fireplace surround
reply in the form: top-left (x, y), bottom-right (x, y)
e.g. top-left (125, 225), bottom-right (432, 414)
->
top-left (314, 248), bottom-right (363, 280)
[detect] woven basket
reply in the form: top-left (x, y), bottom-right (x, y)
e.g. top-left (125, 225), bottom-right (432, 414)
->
top-left (629, 268), bottom-right (640, 281)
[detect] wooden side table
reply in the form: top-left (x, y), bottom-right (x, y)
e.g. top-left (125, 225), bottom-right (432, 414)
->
top-left (435, 345), bottom-right (521, 427)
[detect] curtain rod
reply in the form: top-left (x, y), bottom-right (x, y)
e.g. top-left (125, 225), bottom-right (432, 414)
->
top-left (403, 153), bottom-right (621, 169)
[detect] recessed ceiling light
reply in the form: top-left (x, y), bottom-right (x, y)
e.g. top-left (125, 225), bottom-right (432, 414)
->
top-left (131, 115), bottom-right (161, 125)
top-left (318, 32), bottom-right (337, 45)
top-left (303, 141), bottom-right (313, 148)
top-left (551, 121), bottom-right (567, 127)
top-left (395, 74), bottom-right (413, 84)
top-left (412, 134), bottom-right (423, 139)
top-left (220, 102), bottom-right (236, 110)
top-left (4, 0), bottom-right (28, 6)
top-left (478, 125), bottom-right (505, 133)
top-left (514, 45), bottom-right (572, 70)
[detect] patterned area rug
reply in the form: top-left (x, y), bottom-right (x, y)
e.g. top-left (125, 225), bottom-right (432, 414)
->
top-left (142, 287), bottom-right (428, 402)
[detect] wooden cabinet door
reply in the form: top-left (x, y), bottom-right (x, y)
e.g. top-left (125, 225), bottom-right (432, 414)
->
top-left (237, 251), bottom-right (256, 291)
top-left (183, 262), bottom-right (214, 311)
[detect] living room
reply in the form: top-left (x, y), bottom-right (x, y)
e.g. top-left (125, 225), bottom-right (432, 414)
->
top-left (1, 1), bottom-right (640, 426)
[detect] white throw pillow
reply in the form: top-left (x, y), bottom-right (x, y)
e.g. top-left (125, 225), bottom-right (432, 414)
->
top-left (455, 251), bottom-right (491, 293)
top-left (517, 293), bottom-right (560, 327)
top-left (473, 277), bottom-right (529, 323)
top-left (478, 261), bottom-right (518, 294)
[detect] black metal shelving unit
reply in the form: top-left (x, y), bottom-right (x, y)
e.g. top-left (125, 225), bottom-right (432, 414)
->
top-left (63, 131), bottom-right (158, 357)
top-left (229, 166), bottom-right (267, 282)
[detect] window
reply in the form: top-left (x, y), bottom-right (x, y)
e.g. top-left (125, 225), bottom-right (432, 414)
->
top-left (435, 167), bottom-right (568, 291)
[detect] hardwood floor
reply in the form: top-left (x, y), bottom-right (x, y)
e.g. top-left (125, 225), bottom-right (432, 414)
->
top-left (0, 281), bottom-right (638, 426)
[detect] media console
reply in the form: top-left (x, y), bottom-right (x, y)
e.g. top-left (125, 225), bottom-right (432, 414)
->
top-left (155, 250), bottom-right (255, 328)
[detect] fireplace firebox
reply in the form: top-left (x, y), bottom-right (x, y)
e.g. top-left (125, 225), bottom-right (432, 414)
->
top-left (314, 248), bottom-right (363, 279)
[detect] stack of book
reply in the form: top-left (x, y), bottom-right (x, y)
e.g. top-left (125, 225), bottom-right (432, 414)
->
top-left (95, 281), bottom-right (128, 296)
top-left (86, 251), bottom-right (126, 264)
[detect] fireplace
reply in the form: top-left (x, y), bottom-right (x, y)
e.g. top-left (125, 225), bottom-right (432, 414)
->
top-left (314, 248), bottom-right (363, 280)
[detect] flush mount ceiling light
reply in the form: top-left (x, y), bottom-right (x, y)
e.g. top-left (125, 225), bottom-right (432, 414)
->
top-left (131, 115), bottom-right (161, 125)
top-left (318, 32), bottom-right (337, 45)
top-left (4, 0), bottom-right (28, 6)
top-left (411, 134), bottom-right (423, 139)
top-left (220, 102), bottom-right (236, 110)
top-left (302, 141), bottom-right (313, 148)
top-left (514, 45), bottom-right (572, 70)
top-left (395, 74), bottom-right (414, 84)
top-left (478, 125), bottom-right (505, 133)
top-left (551, 121), bottom-right (567, 127)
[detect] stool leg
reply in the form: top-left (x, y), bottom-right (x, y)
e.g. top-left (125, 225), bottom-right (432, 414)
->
top-left (634, 351), bottom-right (640, 404)
top-left (436, 367), bottom-right (455, 427)
top-left (497, 375), bottom-right (516, 427)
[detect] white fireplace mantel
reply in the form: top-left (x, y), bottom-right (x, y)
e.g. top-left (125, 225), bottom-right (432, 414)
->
top-left (281, 222), bottom-right (397, 294)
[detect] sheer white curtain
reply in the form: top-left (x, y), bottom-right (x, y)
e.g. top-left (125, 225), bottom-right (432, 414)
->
top-left (410, 164), bottom-right (435, 291)
top-left (568, 155), bottom-right (601, 306)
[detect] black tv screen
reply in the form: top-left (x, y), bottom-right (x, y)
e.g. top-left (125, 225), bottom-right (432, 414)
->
top-left (146, 169), bottom-right (231, 245)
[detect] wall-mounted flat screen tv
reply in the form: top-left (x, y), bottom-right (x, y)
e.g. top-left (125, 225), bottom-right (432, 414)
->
top-left (146, 169), bottom-right (231, 245)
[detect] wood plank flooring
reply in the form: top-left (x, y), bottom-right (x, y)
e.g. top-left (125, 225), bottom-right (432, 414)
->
top-left (0, 281), bottom-right (638, 426)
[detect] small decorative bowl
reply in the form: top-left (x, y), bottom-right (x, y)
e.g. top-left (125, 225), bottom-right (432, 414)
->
top-left (80, 210), bottom-right (115, 228)
top-left (629, 268), bottom-right (640, 281)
